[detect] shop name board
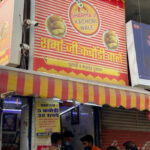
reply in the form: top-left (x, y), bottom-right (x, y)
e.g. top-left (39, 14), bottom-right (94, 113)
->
top-left (31, 0), bottom-right (128, 85)
top-left (36, 102), bottom-right (60, 134)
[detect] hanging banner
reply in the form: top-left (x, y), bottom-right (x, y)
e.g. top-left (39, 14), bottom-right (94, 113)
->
top-left (30, 0), bottom-right (128, 85)
top-left (127, 20), bottom-right (150, 89)
top-left (0, 0), bottom-right (14, 65)
top-left (36, 101), bottom-right (60, 133)
top-left (0, 0), bottom-right (24, 66)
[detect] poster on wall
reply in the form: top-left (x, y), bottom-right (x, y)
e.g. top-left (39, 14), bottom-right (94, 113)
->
top-left (30, 0), bottom-right (128, 85)
top-left (0, 0), bottom-right (24, 66)
top-left (2, 113), bottom-right (17, 131)
top-left (36, 101), bottom-right (60, 134)
top-left (126, 20), bottom-right (150, 89)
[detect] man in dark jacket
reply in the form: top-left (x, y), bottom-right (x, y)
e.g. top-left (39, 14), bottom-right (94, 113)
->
top-left (123, 141), bottom-right (138, 150)
top-left (61, 130), bottom-right (74, 150)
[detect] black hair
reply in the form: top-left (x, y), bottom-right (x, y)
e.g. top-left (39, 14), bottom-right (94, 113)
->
top-left (63, 130), bottom-right (74, 138)
top-left (51, 133), bottom-right (62, 144)
top-left (80, 135), bottom-right (93, 144)
top-left (106, 146), bottom-right (118, 150)
top-left (123, 141), bottom-right (138, 150)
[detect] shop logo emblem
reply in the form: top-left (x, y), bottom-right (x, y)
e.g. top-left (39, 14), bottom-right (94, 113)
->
top-left (69, 0), bottom-right (100, 37)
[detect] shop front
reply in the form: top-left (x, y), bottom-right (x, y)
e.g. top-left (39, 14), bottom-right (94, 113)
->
top-left (1, 0), bottom-right (150, 150)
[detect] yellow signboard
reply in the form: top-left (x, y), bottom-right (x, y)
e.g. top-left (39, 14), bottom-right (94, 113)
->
top-left (36, 101), bottom-right (60, 133)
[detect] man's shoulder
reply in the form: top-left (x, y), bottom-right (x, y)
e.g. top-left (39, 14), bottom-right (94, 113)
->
top-left (50, 146), bottom-right (57, 150)
top-left (92, 145), bottom-right (101, 150)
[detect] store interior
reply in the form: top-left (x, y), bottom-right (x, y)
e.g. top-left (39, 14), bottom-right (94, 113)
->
top-left (1, 97), bottom-right (29, 150)
top-left (59, 101), bottom-right (98, 150)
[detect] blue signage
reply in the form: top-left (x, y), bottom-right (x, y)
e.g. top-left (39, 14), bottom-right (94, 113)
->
top-left (132, 21), bottom-right (150, 80)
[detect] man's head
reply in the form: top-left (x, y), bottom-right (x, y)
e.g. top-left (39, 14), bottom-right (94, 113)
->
top-left (63, 130), bottom-right (74, 144)
top-left (123, 141), bottom-right (138, 150)
top-left (107, 146), bottom-right (118, 150)
top-left (80, 135), bottom-right (93, 149)
top-left (51, 133), bottom-right (62, 146)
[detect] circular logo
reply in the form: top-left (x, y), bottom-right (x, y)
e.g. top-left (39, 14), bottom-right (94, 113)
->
top-left (69, 1), bottom-right (100, 37)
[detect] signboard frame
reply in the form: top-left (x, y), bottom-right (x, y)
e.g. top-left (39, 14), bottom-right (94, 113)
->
top-left (126, 20), bottom-right (150, 89)
top-left (29, 0), bottom-right (128, 85)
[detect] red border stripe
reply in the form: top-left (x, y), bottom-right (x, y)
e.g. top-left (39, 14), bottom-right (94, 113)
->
top-left (105, 87), bottom-right (110, 105)
top-left (33, 75), bottom-right (40, 96)
top-left (145, 95), bottom-right (149, 110)
top-left (0, 70), bottom-right (8, 93)
top-left (136, 93), bottom-right (140, 110)
top-left (48, 78), bottom-right (54, 98)
top-left (62, 80), bottom-right (68, 100)
top-left (73, 82), bottom-right (77, 100)
top-left (16, 72), bottom-right (25, 95)
top-left (116, 89), bottom-right (121, 107)
top-left (126, 91), bottom-right (131, 109)
top-left (83, 84), bottom-right (88, 103)
top-left (94, 85), bottom-right (99, 104)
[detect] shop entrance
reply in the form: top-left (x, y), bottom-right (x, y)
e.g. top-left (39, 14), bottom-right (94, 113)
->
top-left (1, 97), bottom-right (31, 150)
top-left (60, 101), bottom-right (99, 150)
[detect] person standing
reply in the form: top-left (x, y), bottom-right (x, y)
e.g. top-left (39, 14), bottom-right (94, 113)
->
top-left (61, 130), bottom-right (74, 150)
top-left (106, 146), bottom-right (118, 150)
top-left (50, 133), bottom-right (62, 150)
top-left (80, 135), bottom-right (101, 150)
top-left (123, 141), bottom-right (138, 150)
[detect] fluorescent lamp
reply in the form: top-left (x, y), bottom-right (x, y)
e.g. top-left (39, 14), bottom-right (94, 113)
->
top-left (53, 98), bottom-right (63, 103)
top-left (67, 100), bottom-right (80, 104)
top-left (60, 106), bottom-right (75, 116)
top-left (67, 100), bottom-right (73, 103)
top-left (3, 109), bottom-right (22, 113)
top-left (75, 101), bottom-right (80, 104)
top-left (4, 100), bottom-right (22, 105)
top-left (53, 98), bottom-right (60, 101)
top-left (84, 103), bottom-right (102, 107)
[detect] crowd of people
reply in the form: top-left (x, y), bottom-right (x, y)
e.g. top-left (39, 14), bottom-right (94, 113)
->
top-left (49, 131), bottom-right (138, 150)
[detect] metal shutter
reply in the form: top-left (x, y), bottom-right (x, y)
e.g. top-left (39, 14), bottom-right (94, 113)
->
top-left (101, 106), bottom-right (150, 150)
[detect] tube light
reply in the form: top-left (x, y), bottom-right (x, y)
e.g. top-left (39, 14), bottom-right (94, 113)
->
top-left (84, 103), bottom-right (102, 107)
top-left (53, 98), bottom-right (63, 103)
top-left (60, 106), bottom-right (75, 116)
top-left (3, 109), bottom-right (22, 113)
top-left (67, 100), bottom-right (80, 104)
top-left (4, 101), bottom-right (22, 105)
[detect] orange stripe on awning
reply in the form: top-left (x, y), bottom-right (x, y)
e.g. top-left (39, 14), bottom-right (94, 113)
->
top-left (24, 74), bottom-right (33, 96)
top-left (1, 68), bottom-right (150, 111)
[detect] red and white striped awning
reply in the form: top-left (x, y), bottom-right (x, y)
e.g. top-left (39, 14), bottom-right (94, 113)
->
top-left (0, 67), bottom-right (150, 111)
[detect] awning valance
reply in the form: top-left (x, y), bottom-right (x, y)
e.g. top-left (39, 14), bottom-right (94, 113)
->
top-left (0, 67), bottom-right (150, 111)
